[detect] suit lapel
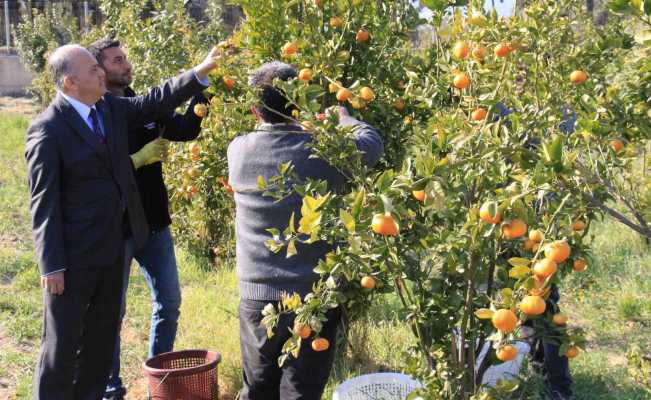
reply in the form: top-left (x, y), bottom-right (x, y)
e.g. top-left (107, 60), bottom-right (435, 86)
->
top-left (54, 94), bottom-right (110, 164)
top-left (97, 99), bottom-right (117, 158)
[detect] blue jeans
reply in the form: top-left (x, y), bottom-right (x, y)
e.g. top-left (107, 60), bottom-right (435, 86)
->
top-left (105, 227), bottom-right (182, 394)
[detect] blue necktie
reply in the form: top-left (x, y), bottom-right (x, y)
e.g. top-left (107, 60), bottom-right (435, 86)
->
top-left (89, 108), bottom-right (105, 143)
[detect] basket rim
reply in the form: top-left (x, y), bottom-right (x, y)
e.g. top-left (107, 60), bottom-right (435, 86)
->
top-left (333, 372), bottom-right (422, 395)
top-left (143, 349), bottom-right (221, 378)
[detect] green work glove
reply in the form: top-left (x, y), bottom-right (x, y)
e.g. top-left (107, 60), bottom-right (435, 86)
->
top-left (130, 138), bottom-right (170, 170)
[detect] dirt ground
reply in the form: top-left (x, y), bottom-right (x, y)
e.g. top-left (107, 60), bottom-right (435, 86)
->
top-left (0, 96), bottom-right (40, 116)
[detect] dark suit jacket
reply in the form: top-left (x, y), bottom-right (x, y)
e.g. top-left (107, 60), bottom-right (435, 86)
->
top-left (125, 87), bottom-right (206, 231)
top-left (25, 70), bottom-right (205, 275)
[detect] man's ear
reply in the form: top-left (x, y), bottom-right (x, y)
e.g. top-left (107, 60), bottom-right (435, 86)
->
top-left (62, 75), bottom-right (75, 91)
top-left (251, 105), bottom-right (261, 121)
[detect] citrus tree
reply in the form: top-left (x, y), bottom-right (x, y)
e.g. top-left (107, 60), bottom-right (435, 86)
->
top-left (177, 0), bottom-right (650, 398)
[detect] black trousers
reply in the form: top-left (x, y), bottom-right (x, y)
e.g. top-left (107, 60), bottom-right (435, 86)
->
top-left (32, 258), bottom-right (124, 400)
top-left (238, 298), bottom-right (341, 400)
top-left (533, 284), bottom-right (574, 397)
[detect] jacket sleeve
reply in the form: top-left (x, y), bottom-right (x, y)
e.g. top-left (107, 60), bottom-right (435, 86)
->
top-left (120, 69), bottom-right (207, 126)
top-left (159, 94), bottom-right (208, 142)
top-left (339, 115), bottom-right (384, 167)
top-left (25, 130), bottom-right (66, 275)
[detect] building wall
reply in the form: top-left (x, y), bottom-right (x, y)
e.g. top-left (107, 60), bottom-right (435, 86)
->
top-left (0, 54), bottom-right (33, 96)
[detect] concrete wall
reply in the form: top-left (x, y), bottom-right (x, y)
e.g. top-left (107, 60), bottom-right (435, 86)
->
top-left (0, 55), bottom-right (32, 96)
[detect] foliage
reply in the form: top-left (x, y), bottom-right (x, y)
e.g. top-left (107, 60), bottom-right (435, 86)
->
top-left (175, 0), bottom-right (651, 398)
top-left (13, 2), bottom-right (83, 105)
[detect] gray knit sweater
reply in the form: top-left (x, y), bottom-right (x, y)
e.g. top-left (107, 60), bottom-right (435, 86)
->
top-left (227, 116), bottom-right (383, 300)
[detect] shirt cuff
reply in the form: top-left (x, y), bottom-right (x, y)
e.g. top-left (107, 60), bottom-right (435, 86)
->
top-left (193, 70), bottom-right (210, 87)
top-left (42, 268), bottom-right (66, 277)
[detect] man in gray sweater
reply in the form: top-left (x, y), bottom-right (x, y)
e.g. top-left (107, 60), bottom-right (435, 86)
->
top-left (228, 61), bottom-right (383, 400)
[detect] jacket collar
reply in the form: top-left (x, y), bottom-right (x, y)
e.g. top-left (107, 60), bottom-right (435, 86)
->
top-left (255, 122), bottom-right (305, 133)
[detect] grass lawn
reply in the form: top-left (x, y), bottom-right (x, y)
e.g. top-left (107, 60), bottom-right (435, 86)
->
top-left (0, 109), bottom-right (649, 399)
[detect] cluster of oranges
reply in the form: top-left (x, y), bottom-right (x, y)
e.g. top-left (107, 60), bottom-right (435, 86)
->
top-left (449, 39), bottom-right (589, 123)
top-left (293, 323), bottom-right (330, 352)
top-left (478, 200), bottom-right (584, 361)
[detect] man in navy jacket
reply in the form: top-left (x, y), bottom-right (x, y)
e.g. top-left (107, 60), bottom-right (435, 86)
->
top-left (88, 38), bottom-right (209, 400)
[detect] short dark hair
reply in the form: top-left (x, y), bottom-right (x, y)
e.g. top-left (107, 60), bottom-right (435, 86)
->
top-left (87, 38), bottom-right (121, 66)
top-left (248, 61), bottom-right (298, 123)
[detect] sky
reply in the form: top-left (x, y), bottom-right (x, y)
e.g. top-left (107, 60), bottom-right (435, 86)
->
top-left (415, 0), bottom-right (516, 20)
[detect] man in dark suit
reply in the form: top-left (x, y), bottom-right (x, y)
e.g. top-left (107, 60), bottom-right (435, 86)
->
top-left (25, 43), bottom-right (220, 400)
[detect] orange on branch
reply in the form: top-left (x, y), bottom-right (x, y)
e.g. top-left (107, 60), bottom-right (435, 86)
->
top-left (329, 16), bottom-right (343, 28)
top-left (453, 40), bottom-right (470, 59)
top-left (453, 73), bottom-right (471, 89)
top-left (328, 81), bottom-right (342, 93)
top-left (496, 345), bottom-right (518, 362)
top-left (359, 87), bottom-right (375, 102)
top-left (533, 258), bottom-right (558, 279)
top-left (570, 70), bottom-right (588, 84)
top-left (479, 201), bottom-right (502, 224)
top-left (371, 213), bottom-right (399, 236)
top-left (294, 324), bottom-right (312, 339)
top-left (571, 220), bottom-right (586, 231)
top-left (472, 46), bottom-right (486, 60)
top-left (471, 108), bottom-right (487, 121)
top-left (492, 309), bottom-right (518, 333)
top-left (565, 346), bottom-right (580, 359)
top-left (520, 295), bottom-right (546, 315)
top-left (360, 276), bottom-right (376, 289)
top-left (281, 41), bottom-right (298, 57)
top-left (573, 258), bottom-right (587, 272)
top-left (529, 229), bottom-right (544, 243)
top-left (544, 240), bottom-right (571, 263)
top-left (356, 29), bottom-right (370, 42)
top-left (413, 190), bottom-right (426, 202)
top-left (222, 76), bottom-right (235, 90)
top-left (553, 313), bottom-right (568, 326)
top-left (298, 68), bottom-right (312, 81)
top-left (336, 88), bottom-right (352, 102)
top-left (501, 219), bottom-right (527, 239)
top-left (494, 43), bottom-right (511, 57)
top-left (609, 139), bottom-right (624, 154)
top-left (311, 337), bottom-right (330, 352)
top-left (193, 103), bottom-right (207, 118)
top-left (394, 99), bottom-right (406, 112)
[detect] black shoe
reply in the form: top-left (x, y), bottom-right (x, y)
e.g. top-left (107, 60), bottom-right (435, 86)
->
top-left (551, 390), bottom-right (574, 400)
top-left (103, 387), bottom-right (127, 400)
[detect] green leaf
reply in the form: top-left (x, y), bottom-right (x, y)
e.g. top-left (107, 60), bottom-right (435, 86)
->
top-left (508, 257), bottom-right (531, 268)
top-left (286, 239), bottom-right (297, 258)
top-left (339, 210), bottom-right (356, 232)
top-left (494, 380), bottom-right (520, 393)
top-left (549, 135), bottom-right (563, 164)
top-left (609, 0), bottom-right (634, 12)
top-left (420, 0), bottom-right (448, 10)
top-left (257, 175), bottom-right (267, 190)
top-left (475, 308), bottom-right (494, 319)
top-left (375, 170), bottom-right (393, 192)
top-left (509, 265), bottom-right (531, 279)
top-left (634, 29), bottom-right (651, 44)
top-left (351, 189), bottom-right (365, 219)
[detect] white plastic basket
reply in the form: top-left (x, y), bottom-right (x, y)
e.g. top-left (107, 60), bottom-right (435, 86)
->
top-left (332, 372), bottom-right (423, 400)
top-left (477, 340), bottom-right (531, 388)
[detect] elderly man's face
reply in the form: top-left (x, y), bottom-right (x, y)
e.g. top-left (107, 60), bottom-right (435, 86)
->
top-left (66, 50), bottom-right (106, 103)
top-left (100, 46), bottom-right (133, 88)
